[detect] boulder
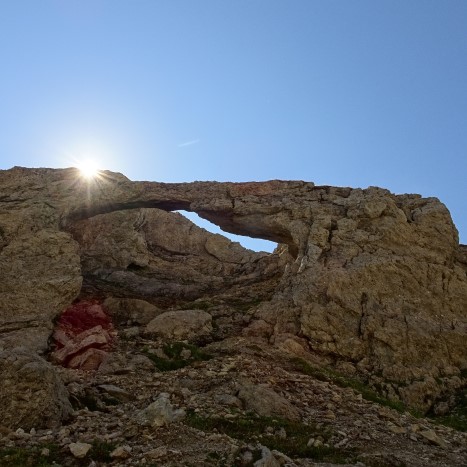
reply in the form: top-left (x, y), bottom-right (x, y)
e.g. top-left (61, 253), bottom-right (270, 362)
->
top-left (254, 446), bottom-right (281, 467)
top-left (69, 442), bottom-right (92, 458)
top-left (419, 430), bottom-right (448, 449)
top-left (145, 309), bottom-right (213, 341)
top-left (67, 347), bottom-right (108, 370)
top-left (0, 348), bottom-right (72, 430)
top-left (237, 382), bottom-right (300, 421)
top-left (0, 230), bottom-right (82, 353)
top-left (134, 393), bottom-right (185, 427)
top-left (103, 297), bottom-right (162, 325)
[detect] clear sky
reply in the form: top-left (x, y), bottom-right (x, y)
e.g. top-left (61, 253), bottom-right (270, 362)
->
top-left (0, 1), bottom-right (466, 251)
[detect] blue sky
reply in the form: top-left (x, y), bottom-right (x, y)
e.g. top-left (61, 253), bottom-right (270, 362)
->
top-left (0, 1), bottom-right (466, 250)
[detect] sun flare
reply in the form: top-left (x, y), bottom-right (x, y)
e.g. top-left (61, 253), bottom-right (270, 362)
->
top-left (77, 160), bottom-right (99, 179)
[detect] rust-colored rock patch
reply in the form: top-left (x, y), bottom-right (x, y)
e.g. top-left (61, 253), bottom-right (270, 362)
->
top-left (50, 300), bottom-right (116, 370)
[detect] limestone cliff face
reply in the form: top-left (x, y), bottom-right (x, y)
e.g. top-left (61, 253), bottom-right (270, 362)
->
top-left (0, 166), bottom-right (466, 411)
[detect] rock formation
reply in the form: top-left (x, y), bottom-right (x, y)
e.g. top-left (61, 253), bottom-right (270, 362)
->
top-left (0, 166), bottom-right (466, 466)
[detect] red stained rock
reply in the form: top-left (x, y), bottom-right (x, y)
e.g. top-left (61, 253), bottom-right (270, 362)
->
top-left (51, 325), bottom-right (112, 365)
top-left (67, 348), bottom-right (108, 371)
top-left (55, 301), bottom-right (113, 343)
top-left (51, 301), bottom-right (115, 370)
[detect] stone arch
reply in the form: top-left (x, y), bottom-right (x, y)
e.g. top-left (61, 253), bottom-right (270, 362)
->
top-left (63, 174), bottom-right (304, 257)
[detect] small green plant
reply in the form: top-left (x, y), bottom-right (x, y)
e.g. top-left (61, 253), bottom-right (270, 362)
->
top-left (143, 341), bottom-right (212, 372)
top-left (77, 393), bottom-right (100, 411)
top-left (88, 439), bottom-right (116, 462)
top-left (185, 410), bottom-right (355, 463)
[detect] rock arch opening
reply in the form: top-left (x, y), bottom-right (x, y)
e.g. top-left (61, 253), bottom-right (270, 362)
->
top-left (67, 206), bottom-right (284, 309)
top-left (175, 210), bottom-right (278, 253)
top-left (64, 176), bottom-right (300, 257)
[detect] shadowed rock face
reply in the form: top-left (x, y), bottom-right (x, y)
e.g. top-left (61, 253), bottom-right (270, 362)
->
top-left (68, 207), bottom-right (282, 306)
top-left (0, 166), bottom-right (466, 411)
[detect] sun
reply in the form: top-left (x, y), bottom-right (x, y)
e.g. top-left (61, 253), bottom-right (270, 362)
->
top-left (77, 160), bottom-right (99, 179)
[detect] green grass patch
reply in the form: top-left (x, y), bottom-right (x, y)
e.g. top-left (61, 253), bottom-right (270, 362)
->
top-left (433, 414), bottom-right (467, 432)
top-left (144, 342), bottom-right (212, 372)
top-left (0, 443), bottom-right (61, 466)
top-left (429, 387), bottom-right (467, 432)
top-left (185, 410), bottom-right (356, 463)
top-left (291, 358), bottom-right (409, 414)
top-left (0, 440), bottom-right (117, 466)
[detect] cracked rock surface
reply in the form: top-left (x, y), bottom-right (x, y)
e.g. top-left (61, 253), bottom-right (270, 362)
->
top-left (0, 166), bottom-right (466, 466)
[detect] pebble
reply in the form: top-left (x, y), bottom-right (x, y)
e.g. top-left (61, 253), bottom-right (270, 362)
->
top-left (69, 442), bottom-right (92, 458)
top-left (145, 446), bottom-right (168, 459)
top-left (335, 438), bottom-right (348, 448)
top-left (389, 424), bottom-right (406, 434)
top-left (275, 427), bottom-right (287, 439)
top-left (110, 445), bottom-right (132, 459)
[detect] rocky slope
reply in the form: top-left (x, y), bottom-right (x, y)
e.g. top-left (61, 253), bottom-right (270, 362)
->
top-left (0, 166), bottom-right (466, 466)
